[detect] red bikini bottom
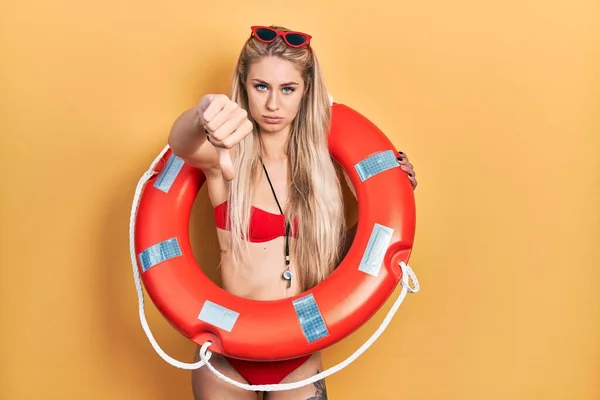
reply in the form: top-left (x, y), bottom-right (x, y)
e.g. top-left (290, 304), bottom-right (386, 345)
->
top-left (224, 355), bottom-right (312, 386)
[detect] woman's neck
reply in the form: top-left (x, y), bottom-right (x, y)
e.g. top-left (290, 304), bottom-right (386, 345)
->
top-left (259, 126), bottom-right (291, 162)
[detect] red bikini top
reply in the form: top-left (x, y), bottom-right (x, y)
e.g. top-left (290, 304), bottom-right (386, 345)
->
top-left (214, 201), bottom-right (297, 243)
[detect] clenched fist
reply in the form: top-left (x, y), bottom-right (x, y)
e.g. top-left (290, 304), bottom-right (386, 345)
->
top-left (196, 94), bottom-right (254, 181)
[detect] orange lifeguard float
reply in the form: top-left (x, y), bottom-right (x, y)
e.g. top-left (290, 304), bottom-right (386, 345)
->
top-left (131, 102), bottom-right (416, 363)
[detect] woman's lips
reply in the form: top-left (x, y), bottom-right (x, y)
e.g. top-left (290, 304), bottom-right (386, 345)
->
top-left (263, 116), bottom-right (283, 124)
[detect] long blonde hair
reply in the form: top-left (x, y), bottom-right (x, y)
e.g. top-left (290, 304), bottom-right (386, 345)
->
top-left (225, 26), bottom-right (345, 292)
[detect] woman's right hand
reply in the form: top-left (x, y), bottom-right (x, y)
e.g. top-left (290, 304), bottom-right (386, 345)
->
top-left (196, 94), bottom-right (253, 181)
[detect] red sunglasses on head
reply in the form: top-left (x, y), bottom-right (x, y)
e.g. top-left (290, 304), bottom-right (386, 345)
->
top-left (250, 26), bottom-right (312, 49)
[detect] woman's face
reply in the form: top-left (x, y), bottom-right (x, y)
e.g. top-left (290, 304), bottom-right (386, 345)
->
top-left (245, 56), bottom-right (305, 135)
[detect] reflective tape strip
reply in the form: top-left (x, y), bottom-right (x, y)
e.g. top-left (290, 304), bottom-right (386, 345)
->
top-left (354, 150), bottom-right (399, 182)
top-left (153, 153), bottom-right (184, 193)
top-left (292, 294), bottom-right (329, 343)
top-left (138, 237), bottom-right (182, 272)
top-left (358, 223), bottom-right (394, 277)
top-left (197, 300), bottom-right (240, 332)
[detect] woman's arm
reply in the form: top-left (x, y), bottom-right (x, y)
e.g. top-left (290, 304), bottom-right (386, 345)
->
top-left (168, 107), bottom-right (220, 176)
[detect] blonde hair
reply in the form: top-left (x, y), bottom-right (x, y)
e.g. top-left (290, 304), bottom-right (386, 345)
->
top-left (225, 26), bottom-right (345, 292)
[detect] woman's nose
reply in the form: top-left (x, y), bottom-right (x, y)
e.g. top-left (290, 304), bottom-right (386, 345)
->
top-left (266, 92), bottom-right (279, 111)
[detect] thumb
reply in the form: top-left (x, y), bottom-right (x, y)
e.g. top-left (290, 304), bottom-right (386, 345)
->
top-left (217, 147), bottom-right (235, 181)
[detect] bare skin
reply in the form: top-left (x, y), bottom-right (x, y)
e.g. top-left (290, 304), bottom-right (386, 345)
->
top-left (169, 56), bottom-right (417, 400)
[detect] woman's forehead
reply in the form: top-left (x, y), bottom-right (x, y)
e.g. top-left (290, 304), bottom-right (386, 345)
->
top-left (248, 56), bottom-right (303, 84)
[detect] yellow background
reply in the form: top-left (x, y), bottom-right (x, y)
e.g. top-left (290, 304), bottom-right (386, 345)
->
top-left (1, 0), bottom-right (599, 399)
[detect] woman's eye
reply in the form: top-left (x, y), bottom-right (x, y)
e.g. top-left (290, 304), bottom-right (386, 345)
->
top-left (255, 84), bottom-right (268, 91)
top-left (282, 87), bottom-right (295, 94)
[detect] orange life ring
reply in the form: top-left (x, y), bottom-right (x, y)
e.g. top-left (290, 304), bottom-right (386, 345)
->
top-left (134, 102), bottom-right (416, 361)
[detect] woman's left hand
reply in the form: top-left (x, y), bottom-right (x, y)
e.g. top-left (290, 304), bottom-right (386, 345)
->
top-left (397, 151), bottom-right (417, 190)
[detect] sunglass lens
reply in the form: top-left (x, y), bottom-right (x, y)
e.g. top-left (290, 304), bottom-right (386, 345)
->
top-left (285, 33), bottom-right (308, 46)
top-left (256, 28), bottom-right (277, 41)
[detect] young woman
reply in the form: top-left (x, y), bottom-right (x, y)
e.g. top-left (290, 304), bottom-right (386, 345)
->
top-left (168, 25), bottom-right (417, 400)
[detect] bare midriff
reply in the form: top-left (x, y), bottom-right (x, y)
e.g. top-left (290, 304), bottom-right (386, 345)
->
top-left (216, 230), bottom-right (301, 300)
